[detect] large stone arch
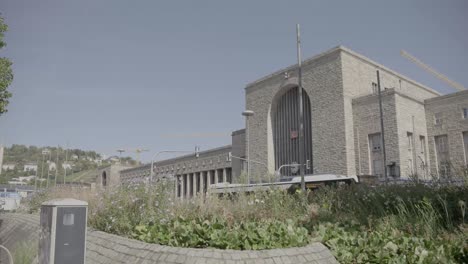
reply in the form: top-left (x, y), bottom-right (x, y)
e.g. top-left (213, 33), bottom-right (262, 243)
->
top-left (269, 85), bottom-right (313, 176)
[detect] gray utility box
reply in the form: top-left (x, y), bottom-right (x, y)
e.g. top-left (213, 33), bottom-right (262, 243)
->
top-left (39, 198), bottom-right (88, 264)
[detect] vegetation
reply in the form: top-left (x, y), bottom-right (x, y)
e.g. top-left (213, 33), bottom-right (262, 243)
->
top-left (22, 180), bottom-right (467, 262)
top-left (0, 144), bottom-right (136, 184)
top-left (309, 184), bottom-right (468, 263)
top-left (12, 241), bottom-right (37, 264)
top-left (0, 15), bottom-right (13, 115)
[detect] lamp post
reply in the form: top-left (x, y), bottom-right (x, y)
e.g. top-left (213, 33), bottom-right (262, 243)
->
top-left (242, 110), bottom-right (254, 184)
top-left (229, 153), bottom-right (269, 183)
top-left (149, 147), bottom-right (199, 184)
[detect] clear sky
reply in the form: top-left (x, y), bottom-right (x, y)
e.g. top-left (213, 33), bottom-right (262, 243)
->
top-left (0, 0), bottom-right (467, 162)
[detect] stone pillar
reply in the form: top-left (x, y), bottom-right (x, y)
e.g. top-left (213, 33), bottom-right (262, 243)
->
top-left (175, 175), bottom-right (179, 198)
top-left (192, 173), bottom-right (196, 198)
top-left (200, 171), bottom-right (205, 194)
top-left (214, 169), bottom-right (219, 184)
top-left (188, 173), bottom-right (192, 198)
top-left (223, 168), bottom-right (227, 183)
top-left (181, 174), bottom-right (186, 200)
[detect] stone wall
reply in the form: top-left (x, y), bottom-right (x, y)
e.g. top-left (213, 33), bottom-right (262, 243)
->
top-left (245, 47), bottom-right (346, 177)
top-left (352, 90), bottom-right (399, 176)
top-left (0, 213), bottom-right (338, 264)
top-left (244, 45), bottom-right (441, 179)
top-left (425, 90), bottom-right (468, 177)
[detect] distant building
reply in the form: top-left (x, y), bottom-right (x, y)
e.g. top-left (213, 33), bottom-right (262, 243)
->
top-left (18, 175), bottom-right (36, 182)
top-left (62, 163), bottom-right (72, 170)
top-left (71, 154), bottom-right (79, 160)
top-left (47, 161), bottom-right (56, 171)
top-left (23, 163), bottom-right (38, 172)
top-left (2, 163), bottom-right (16, 171)
top-left (7, 181), bottom-right (27, 185)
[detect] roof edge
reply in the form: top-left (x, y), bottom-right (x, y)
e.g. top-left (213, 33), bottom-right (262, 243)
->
top-left (245, 45), bottom-right (441, 97)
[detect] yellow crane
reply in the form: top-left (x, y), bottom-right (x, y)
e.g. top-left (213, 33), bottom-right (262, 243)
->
top-left (116, 148), bottom-right (149, 165)
top-left (400, 50), bottom-right (466, 91)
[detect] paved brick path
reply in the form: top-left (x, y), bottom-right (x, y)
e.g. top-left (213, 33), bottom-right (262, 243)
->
top-left (0, 213), bottom-right (338, 264)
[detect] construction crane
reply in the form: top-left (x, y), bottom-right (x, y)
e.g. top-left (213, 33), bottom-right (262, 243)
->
top-left (400, 50), bottom-right (466, 91)
top-left (115, 148), bottom-right (149, 165)
top-left (133, 148), bottom-right (149, 164)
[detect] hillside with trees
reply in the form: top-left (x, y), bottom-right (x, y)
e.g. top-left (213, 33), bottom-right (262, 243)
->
top-left (0, 144), bottom-right (136, 184)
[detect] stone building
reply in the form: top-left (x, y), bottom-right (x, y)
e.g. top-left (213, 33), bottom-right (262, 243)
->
top-left (114, 45), bottom-right (466, 198)
top-left (425, 90), bottom-right (468, 178)
top-left (245, 46), bottom-right (439, 179)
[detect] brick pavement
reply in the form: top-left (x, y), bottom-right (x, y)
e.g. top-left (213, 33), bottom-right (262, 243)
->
top-left (0, 213), bottom-right (338, 264)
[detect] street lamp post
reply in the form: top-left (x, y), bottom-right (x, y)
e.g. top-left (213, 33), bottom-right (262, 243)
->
top-left (242, 110), bottom-right (254, 184)
top-left (229, 153), bottom-right (269, 183)
top-left (149, 147), bottom-right (199, 184)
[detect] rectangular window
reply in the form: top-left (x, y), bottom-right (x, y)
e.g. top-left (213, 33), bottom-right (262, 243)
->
top-left (464, 132), bottom-right (468, 165)
top-left (420, 136), bottom-right (427, 165)
top-left (435, 135), bottom-right (450, 177)
top-left (372, 82), bottom-right (378, 94)
top-left (369, 133), bottom-right (383, 177)
top-left (434, 112), bottom-right (443, 125)
top-left (407, 132), bottom-right (414, 152)
top-left (463, 108), bottom-right (468, 119)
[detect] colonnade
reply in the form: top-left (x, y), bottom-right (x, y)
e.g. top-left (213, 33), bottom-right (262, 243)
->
top-left (174, 168), bottom-right (232, 199)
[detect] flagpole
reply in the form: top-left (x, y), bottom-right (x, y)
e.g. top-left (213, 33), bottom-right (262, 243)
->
top-left (296, 24), bottom-right (306, 192)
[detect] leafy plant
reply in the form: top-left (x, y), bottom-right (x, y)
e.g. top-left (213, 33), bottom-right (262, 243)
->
top-left (132, 216), bottom-right (309, 250)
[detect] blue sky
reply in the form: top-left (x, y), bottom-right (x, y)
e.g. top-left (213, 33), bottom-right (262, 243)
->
top-left (0, 0), bottom-right (467, 162)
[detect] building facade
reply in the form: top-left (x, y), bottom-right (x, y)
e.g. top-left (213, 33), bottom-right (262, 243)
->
top-left (110, 46), bottom-right (466, 198)
top-left (425, 90), bottom-right (468, 178)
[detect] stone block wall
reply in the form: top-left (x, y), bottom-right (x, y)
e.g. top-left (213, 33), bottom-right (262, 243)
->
top-left (245, 48), bottom-right (347, 177)
top-left (0, 213), bottom-right (338, 264)
top-left (425, 90), bottom-right (468, 177)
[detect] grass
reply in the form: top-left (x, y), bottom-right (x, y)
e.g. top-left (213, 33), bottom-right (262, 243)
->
top-left (65, 169), bottom-right (97, 183)
top-left (21, 179), bottom-right (468, 262)
top-left (12, 241), bottom-right (37, 264)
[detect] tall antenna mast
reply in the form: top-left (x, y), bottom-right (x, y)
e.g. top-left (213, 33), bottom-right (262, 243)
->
top-left (296, 24), bottom-right (306, 192)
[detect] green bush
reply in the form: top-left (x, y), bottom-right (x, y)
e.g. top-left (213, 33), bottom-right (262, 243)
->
top-left (313, 221), bottom-right (467, 264)
top-left (132, 216), bottom-right (309, 250)
top-left (310, 184), bottom-right (468, 228)
top-left (88, 181), bottom-right (310, 250)
top-left (13, 241), bottom-right (37, 264)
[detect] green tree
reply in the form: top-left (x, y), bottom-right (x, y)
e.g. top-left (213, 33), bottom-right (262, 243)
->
top-left (0, 15), bottom-right (13, 115)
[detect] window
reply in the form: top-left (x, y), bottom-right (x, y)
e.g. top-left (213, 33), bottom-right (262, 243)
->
top-left (407, 132), bottom-right (414, 152)
top-left (420, 136), bottom-right (427, 166)
top-left (464, 132), bottom-right (468, 165)
top-left (370, 133), bottom-right (381, 151)
top-left (372, 82), bottom-right (378, 94)
top-left (463, 108), bottom-right (468, 119)
top-left (434, 112), bottom-right (443, 125)
top-left (435, 135), bottom-right (450, 177)
top-left (369, 133), bottom-right (383, 177)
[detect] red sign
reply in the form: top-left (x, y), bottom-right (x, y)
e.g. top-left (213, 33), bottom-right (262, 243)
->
top-left (290, 130), bottom-right (298, 139)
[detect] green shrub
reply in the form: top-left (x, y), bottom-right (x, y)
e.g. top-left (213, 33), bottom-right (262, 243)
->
top-left (132, 216), bottom-right (309, 250)
top-left (13, 241), bottom-right (37, 264)
top-left (313, 221), bottom-right (467, 264)
top-left (310, 184), bottom-right (468, 228)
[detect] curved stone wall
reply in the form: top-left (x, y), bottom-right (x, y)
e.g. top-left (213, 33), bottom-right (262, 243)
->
top-left (0, 213), bottom-right (338, 264)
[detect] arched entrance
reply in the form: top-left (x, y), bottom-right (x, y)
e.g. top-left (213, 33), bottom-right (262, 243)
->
top-left (272, 87), bottom-right (313, 175)
top-left (102, 171), bottom-right (107, 187)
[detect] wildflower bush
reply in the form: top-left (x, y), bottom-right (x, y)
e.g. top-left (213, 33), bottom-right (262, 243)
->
top-left (87, 180), bottom-right (310, 249)
top-left (22, 179), bottom-right (468, 260)
top-left (309, 183), bottom-right (468, 263)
